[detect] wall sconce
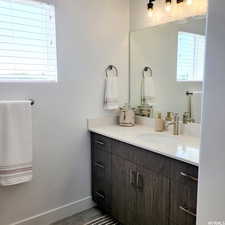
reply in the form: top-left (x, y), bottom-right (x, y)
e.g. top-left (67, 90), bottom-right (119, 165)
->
top-left (147, 0), bottom-right (155, 17)
top-left (165, 0), bottom-right (172, 12)
top-left (147, 0), bottom-right (195, 18)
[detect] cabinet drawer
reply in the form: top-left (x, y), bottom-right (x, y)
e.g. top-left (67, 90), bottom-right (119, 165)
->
top-left (171, 160), bottom-right (198, 186)
top-left (170, 182), bottom-right (197, 225)
top-left (91, 133), bottom-right (111, 153)
top-left (93, 148), bottom-right (110, 180)
top-left (93, 181), bottom-right (111, 212)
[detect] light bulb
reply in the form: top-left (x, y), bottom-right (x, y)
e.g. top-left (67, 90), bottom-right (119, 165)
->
top-left (165, 2), bottom-right (172, 12)
top-left (148, 8), bottom-right (153, 17)
top-left (186, 0), bottom-right (192, 5)
top-left (147, 1), bottom-right (154, 17)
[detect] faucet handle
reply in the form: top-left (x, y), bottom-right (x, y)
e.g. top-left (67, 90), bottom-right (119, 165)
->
top-left (183, 112), bottom-right (189, 124)
top-left (174, 113), bottom-right (179, 120)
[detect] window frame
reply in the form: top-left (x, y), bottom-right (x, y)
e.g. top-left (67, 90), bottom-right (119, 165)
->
top-left (0, 0), bottom-right (58, 83)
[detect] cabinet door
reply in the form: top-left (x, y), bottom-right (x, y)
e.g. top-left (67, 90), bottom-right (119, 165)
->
top-left (111, 154), bottom-right (137, 225)
top-left (136, 167), bottom-right (170, 225)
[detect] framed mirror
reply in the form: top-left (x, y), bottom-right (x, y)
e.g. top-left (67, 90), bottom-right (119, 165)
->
top-left (129, 17), bottom-right (206, 123)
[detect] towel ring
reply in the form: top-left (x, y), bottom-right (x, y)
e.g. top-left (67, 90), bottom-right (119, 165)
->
top-left (105, 65), bottom-right (118, 78)
top-left (143, 66), bottom-right (153, 78)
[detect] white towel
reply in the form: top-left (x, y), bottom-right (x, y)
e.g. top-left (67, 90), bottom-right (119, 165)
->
top-left (142, 76), bottom-right (155, 105)
top-left (0, 101), bottom-right (32, 186)
top-left (104, 75), bottom-right (119, 110)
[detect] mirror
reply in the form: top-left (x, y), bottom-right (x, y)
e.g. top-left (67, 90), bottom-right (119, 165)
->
top-left (130, 17), bottom-right (206, 123)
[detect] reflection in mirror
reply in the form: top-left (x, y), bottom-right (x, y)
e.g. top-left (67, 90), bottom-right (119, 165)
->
top-left (177, 31), bottom-right (206, 82)
top-left (130, 17), bottom-right (206, 123)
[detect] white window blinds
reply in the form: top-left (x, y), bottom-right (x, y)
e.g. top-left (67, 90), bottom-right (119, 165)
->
top-left (177, 32), bottom-right (205, 82)
top-left (0, 0), bottom-right (57, 82)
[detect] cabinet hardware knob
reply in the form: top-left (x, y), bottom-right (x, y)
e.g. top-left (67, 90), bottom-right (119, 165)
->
top-left (180, 172), bottom-right (198, 182)
top-left (96, 140), bottom-right (105, 146)
top-left (95, 162), bottom-right (105, 169)
top-left (179, 206), bottom-right (196, 217)
top-left (95, 191), bottom-right (105, 199)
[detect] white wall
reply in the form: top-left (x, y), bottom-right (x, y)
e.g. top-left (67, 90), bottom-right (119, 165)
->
top-left (197, 0), bottom-right (225, 224)
top-left (130, 0), bottom-right (207, 31)
top-left (0, 0), bottom-right (129, 224)
top-left (130, 19), bottom-right (204, 121)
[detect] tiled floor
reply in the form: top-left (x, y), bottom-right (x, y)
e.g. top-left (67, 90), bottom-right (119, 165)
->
top-left (52, 207), bottom-right (103, 225)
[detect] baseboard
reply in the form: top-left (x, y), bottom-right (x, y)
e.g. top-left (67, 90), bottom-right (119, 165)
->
top-left (10, 196), bottom-right (95, 225)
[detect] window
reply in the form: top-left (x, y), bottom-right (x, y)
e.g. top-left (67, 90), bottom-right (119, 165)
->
top-left (177, 32), bottom-right (205, 82)
top-left (0, 0), bottom-right (57, 82)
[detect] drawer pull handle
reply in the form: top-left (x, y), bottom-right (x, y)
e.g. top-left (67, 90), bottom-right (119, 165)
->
top-left (95, 162), bottom-right (105, 169)
top-left (130, 169), bottom-right (137, 186)
top-left (179, 206), bottom-right (196, 217)
top-left (95, 191), bottom-right (105, 199)
top-left (180, 172), bottom-right (198, 182)
top-left (137, 172), bottom-right (144, 191)
top-left (96, 140), bottom-right (105, 146)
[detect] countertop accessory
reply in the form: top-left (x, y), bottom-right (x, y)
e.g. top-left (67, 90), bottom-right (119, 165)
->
top-left (154, 112), bottom-right (165, 132)
top-left (119, 104), bottom-right (135, 127)
top-left (105, 65), bottom-right (118, 78)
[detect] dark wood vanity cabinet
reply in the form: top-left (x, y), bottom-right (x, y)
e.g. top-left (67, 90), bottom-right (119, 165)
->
top-left (91, 132), bottom-right (198, 225)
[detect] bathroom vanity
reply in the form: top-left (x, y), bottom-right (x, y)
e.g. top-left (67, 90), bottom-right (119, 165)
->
top-left (89, 5), bottom-right (205, 225)
top-left (90, 124), bottom-right (199, 225)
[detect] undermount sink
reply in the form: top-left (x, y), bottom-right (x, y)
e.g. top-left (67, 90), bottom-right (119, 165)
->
top-left (137, 133), bottom-right (182, 145)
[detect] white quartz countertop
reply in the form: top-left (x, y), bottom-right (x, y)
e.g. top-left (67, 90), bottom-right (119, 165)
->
top-left (89, 125), bottom-right (200, 166)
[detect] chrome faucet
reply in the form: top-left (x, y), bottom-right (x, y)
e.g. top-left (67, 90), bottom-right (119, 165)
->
top-left (166, 113), bottom-right (180, 135)
top-left (183, 112), bottom-right (195, 124)
top-left (183, 91), bottom-right (195, 124)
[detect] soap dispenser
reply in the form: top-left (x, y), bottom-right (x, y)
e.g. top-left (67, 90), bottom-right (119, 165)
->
top-left (154, 112), bottom-right (165, 132)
